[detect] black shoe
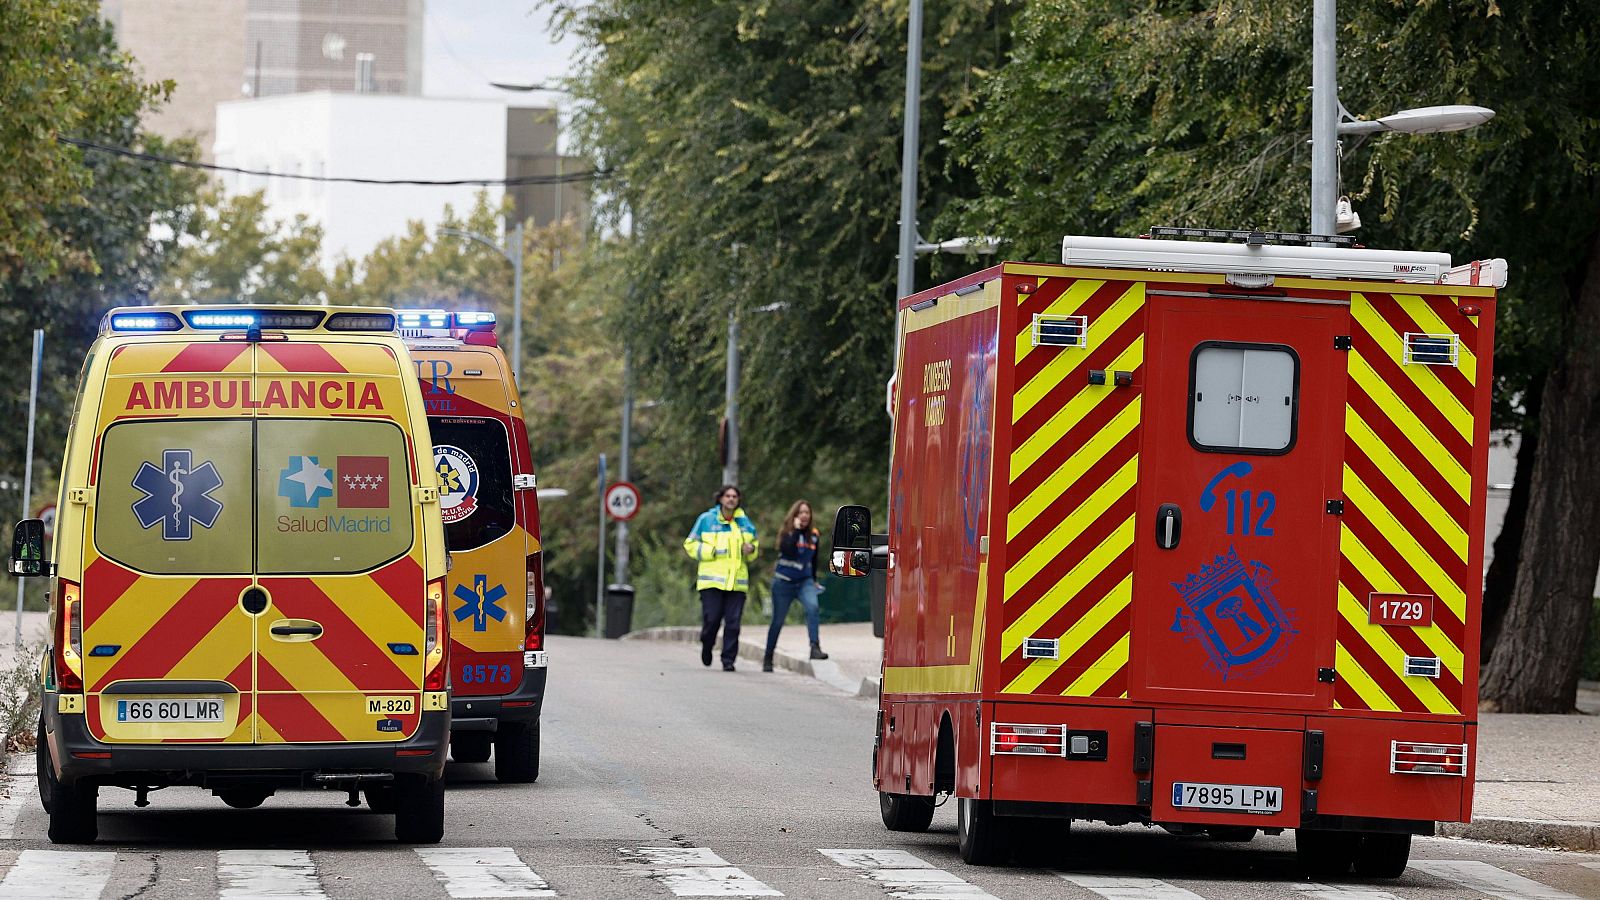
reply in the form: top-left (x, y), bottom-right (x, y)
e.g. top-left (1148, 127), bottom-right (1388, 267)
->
top-left (810, 643), bottom-right (830, 660)
top-left (701, 643), bottom-right (713, 667)
top-left (762, 653), bottom-right (774, 672)
top-left (722, 662), bottom-right (736, 672)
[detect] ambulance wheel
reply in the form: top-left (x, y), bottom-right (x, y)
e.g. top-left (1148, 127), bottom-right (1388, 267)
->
top-left (957, 797), bottom-right (1013, 866)
top-left (1352, 832), bottom-right (1411, 879)
top-left (1295, 828), bottom-right (1359, 878)
top-left (393, 776), bottom-right (445, 843)
top-left (44, 767), bottom-right (97, 845)
top-left (35, 718), bottom-right (53, 814)
top-left (494, 721), bottom-right (540, 783)
top-left (363, 785), bottom-right (396, 813)
top-left (452, 732), bottom-right (492, 764)
top-left (218, 789), bottom-right (271, 809)
top-left (878, 791), bottom-right (934, 832)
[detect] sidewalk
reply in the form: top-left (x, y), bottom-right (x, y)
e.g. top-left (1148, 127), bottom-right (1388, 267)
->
top-left (627, 622), bottom-right (1600, 853)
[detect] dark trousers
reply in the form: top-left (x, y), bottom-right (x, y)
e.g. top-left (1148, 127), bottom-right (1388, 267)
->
top-left (699, 588), bottom-right (746, 666)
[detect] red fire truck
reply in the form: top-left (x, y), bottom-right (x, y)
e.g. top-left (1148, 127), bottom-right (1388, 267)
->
top-left (829, 229), bottom-right (1504, 877)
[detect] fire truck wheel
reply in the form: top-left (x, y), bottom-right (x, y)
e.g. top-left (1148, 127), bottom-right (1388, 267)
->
top-left (217, 789), bottom-right (271, 809)
top-left (957, 797), bottom-right (1014, 866)
top-left (1294, 828), bottom-right (1358, 878)
top-left (1352, 832), bottom-right (1411, 878)
top-left (878, 791), bottom-right (935, 832)
top-left (494, 721), bottom-right (541, 783)
top-left (393, 776), bottom-right (445, 844)
top-left (1207, 825), bottom-right (1257, 842)
top-left (1011, 817), bottom-right (1071, 865)
top-left (452, 732), bottom-right (492, 763)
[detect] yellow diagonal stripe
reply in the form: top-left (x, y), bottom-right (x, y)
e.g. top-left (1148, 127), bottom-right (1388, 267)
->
top-left (1007, 399), bottom-right (1140, 541)
top-left (1341, 468), bottom-right (1466, 620)
top-left (1348, 351), bottom-right (1470, 501)
top-left (1352, 294), bottom-right (1473, 442)
top-left (1392, 294), bottom-right (1477, 386)
top-left (1338, 585), bottom-right (1457, 714)
top-left (1064, 634), bottom-right (1129, 697)
top-left (1013, 277), bottom-right (1099, 367)
top-left (1334, 642), bottom-right (1399, 711)
top-left (1013, 283), bottom-right (1144, 423)
top-left (1345, 407), bottom-right (1467, 562)
top-left (1339, 525), bottom-right (1465, 678)
top-left (1001, 517), bottom-right (1135, 658)
top-left (1004, 457), bottom-right (1137, 601)
top-left (1002, 574), bottom-right (1131, 693)
top-left (1011, 338), bottom-right (1144, 478)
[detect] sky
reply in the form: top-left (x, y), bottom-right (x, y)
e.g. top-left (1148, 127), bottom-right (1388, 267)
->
top-left (421, 1), bottom-right (578, 103)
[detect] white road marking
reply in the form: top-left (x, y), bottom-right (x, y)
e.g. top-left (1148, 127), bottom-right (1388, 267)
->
top-left (0, 773), bottom-right (33, 840)
top-left (822, 849), bottom-right (998, 899)
top-left (0, 849), bottom-right (116, 900)
top-left (416, 847), bottom-right (556, 898)
top-left (217, 849), bottom-right (327, 900)
top-left (1411, 860), bottom-right (1582, 900)
top-left (1056, 872), bottom-right (1205, 900)
top-left (622, 847), bottom-right (780, 897)
top-left (1283, 882), bottom-right (1407, 900)
top-left (1582, 861), bottom-right (1600, 871)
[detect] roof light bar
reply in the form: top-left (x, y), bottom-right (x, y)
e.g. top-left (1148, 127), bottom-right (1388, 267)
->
top-left (453, 311), bottom-right (496, 328)
top-left (107, 312), bottom-right (183, 333)
top-left (183, 310), bottom-right (325, 330)
top-left (1062, 234), bottom-right (1451, 282)
top-left (1149, 226), bottom-right (1357, 247)
top-left (397, 309), bottom-right (450, 330)
top-left (326, 312), bottom-right (396, 332)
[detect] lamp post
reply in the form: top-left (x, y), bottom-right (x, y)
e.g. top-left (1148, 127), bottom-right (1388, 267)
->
top-left (438, 224), bottom-right (525, 386)
top-left (721, 301), bottom-right (787, 488)
top-left (1309, 0), bottom-right (1494, 235)
top-left (895, 0), bottom-right (925, 303)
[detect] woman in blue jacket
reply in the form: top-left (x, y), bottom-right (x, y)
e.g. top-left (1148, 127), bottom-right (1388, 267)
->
top-left (763, 499), bottom-right (828, 672)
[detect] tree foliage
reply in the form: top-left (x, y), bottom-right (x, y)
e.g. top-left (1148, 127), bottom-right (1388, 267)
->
top-left (153, 188), bottom-right (329, 305)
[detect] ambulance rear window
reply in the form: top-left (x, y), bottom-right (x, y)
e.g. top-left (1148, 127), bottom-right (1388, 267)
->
top-left (428, 417), bottom-right (516, 552)
top-left (1188, 342), bottom-right (1299, 454)
top-left (95, 420), bottom-right (254, 575)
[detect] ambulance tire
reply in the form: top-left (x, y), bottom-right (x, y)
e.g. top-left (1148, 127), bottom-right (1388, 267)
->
top-left (35, 719), bottom-right (52, 814)
top-left (878, 791), bottom-right (935, 832)
top-left (1352, 832), bottom-right (1411, 879)
top-left (44, 766), bottom-right (97, 845)
top-left (494, 721), bottom-right (540, 783)
top-left (452, 732), bottom-right (492, 764)
top-left (957, 797), bottom-right (1013, 866)
top-left (364, 785), bottom-right (397, 814)
top-left (393, 776), bottom-right (445, 843)
top-left (1294, 828), bottom-right (1359, 878)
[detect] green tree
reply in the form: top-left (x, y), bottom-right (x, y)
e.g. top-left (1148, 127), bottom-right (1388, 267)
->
top-left (943, 0), bottom-right (1600, 712)
top-left (153, 188), bottom-right (329, 305)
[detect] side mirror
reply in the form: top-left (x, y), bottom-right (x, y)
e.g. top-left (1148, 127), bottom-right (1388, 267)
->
top-left (9, 519), bottom-right (45, 577)
top-left (830, 549), bottom-right (872, 578)
top-left (831, 505), bottom-right (872, 551)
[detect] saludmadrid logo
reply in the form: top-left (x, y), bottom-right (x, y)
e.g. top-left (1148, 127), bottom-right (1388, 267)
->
top-left (276, 514), bottom-right (393, 533)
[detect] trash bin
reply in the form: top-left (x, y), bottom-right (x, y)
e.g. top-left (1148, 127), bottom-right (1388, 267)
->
top-left (604, 583), bottom-right (635, 639)
top-left (869, 535), bottom-right (889, 638)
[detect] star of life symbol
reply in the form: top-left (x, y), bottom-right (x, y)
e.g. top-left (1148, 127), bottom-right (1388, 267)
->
top-left (131, 450), bottom-right (224, 541)
top-left (453, 574), bottom-right (507, 632)
top-left (278, 456), bottom-right (333, 508)
top-left (1169, 547), bottom-right (1297, 681)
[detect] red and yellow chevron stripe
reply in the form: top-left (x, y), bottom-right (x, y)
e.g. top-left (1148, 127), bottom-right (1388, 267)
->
top-left (999, 276), bottom-right (1145, 699)
top-left (1334, 291), bottom-right (1479, 715)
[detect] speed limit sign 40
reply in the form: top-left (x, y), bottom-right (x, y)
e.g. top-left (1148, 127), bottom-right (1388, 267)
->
top-left (604, 481), bottom-right (641, 521)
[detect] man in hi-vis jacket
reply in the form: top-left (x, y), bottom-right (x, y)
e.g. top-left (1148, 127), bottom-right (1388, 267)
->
top-left (683, 485), bottom-right (760, 671)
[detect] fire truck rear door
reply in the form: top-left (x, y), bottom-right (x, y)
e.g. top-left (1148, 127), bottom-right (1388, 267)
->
top-left (1130, 290), bottom-right (1345, 710)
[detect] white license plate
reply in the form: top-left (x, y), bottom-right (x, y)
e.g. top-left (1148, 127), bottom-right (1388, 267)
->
top-left (115, 698), bottom-right (224, 724)
top-left (1172, 781), bottom-right (1282, 814)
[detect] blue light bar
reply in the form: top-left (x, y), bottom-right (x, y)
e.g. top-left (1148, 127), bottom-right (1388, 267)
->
top-left (453, 311), bottom-right (496, 327)
top-left (397, 310), bottom-right (450, 329)
top-left (108, 312), bottom-right (182, 332)
top-left (188, 312), bottom-right (258, 329)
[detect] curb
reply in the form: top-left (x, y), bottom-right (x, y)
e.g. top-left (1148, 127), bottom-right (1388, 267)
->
top-left (1440, 817), bottom-right (1600, 852)
top-left (622, 626), bottom-right (862, 695)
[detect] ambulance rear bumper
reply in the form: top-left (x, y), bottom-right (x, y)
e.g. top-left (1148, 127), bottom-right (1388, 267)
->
top-left (451, 666), bottom-right (546, 731)
top-left (46, 709), bottom-right (450, 787)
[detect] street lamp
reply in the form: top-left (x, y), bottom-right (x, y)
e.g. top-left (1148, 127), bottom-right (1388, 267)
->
top-left (722, 301), bottom-right (788, 487)
top-left (1309, 0), bottom-right (1494, 236)
top-left (895, 0), bottom-right (925, 302)
top-left (915, 234), bottom-right (1002, 257)
top-left (438, 224), bottom-right (525, 385)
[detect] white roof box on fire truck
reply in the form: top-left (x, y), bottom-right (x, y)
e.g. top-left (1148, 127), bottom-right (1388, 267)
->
top-left (1061, 228), bottom-right (1508, 287)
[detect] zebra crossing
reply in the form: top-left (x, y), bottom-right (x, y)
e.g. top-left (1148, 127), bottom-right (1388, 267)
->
top-left (0, 845), bottom-right (1593, 900)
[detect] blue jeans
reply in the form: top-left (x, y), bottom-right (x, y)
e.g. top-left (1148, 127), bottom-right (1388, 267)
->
top-left (766, 577), bottom-right (820, 652)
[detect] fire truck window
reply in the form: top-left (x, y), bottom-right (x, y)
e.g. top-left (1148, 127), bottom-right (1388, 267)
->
top-left (1189, 343), bottom-right (1298, 454)
top-left (428, 417), bottom-right (516, 551)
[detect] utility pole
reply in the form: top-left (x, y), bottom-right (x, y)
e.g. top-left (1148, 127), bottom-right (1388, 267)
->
top-left (510, 220), bottom-right (525, 381)
top-left (722, 310), bottom-right (740, 488)
top-left (614, 349), bottom-right (634, 585)
top-left (895, 0), bottom-right (925, 302)
top-left (594, 453), bottom-right (607, 638)
top-left (14, 329), bottom-right (41, 648)
top-left (1309, 0), bottom-right (1339, 237)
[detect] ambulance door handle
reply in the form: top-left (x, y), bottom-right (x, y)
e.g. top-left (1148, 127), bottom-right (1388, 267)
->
top-left (1155, 504), bottom-right (1182, 550)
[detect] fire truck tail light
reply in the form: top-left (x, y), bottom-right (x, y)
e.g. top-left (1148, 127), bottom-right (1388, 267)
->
top-left (1390, 740), bottom-right (1468, 776)
top-left (991, 723), bottom-right (1066, 756)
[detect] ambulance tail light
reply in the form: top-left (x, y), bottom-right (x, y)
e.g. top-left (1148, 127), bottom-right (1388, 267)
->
top-left (1390, 740), bottom-right (1468, 776)
top-left (423, 577), bottom-right (449, 691)
top-left (991, 723), bottom-right (1066, 757)
top-left (56, 579), bottom-right (84, 692)
top-left (525, 552), bottom-right (545, 652)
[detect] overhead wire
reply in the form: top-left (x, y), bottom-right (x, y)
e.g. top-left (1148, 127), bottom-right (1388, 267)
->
top-left (57, 136), bottom-right (607, 187)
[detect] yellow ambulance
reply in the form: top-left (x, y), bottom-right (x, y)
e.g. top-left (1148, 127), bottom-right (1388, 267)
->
top-left (399, 310), bottom-right (546, 782)
top-left (8, 306), bottom-right (451, 844)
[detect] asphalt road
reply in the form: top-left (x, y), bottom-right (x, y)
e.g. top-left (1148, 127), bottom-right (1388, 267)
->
top-left (0, 635), bottom-right (1597, 899)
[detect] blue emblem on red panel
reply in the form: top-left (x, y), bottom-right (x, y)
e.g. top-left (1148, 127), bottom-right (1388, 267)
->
top-left (1169, 548), bottom-right (1296, 681)
top-left (131, 449), bottom-right (224, 541)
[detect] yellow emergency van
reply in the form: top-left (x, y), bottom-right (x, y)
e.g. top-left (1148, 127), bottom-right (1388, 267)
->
top-left (399, 310), bottom-right (546, 782)
top-left (8, 306), bottom-right (451, 844)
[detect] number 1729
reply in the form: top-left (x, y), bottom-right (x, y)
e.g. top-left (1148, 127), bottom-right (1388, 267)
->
top-left (1368, 593), bottom-right (1434, 627)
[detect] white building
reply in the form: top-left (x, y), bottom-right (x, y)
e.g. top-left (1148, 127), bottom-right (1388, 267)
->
top-left (214, 92), bottom-right (507, 263)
